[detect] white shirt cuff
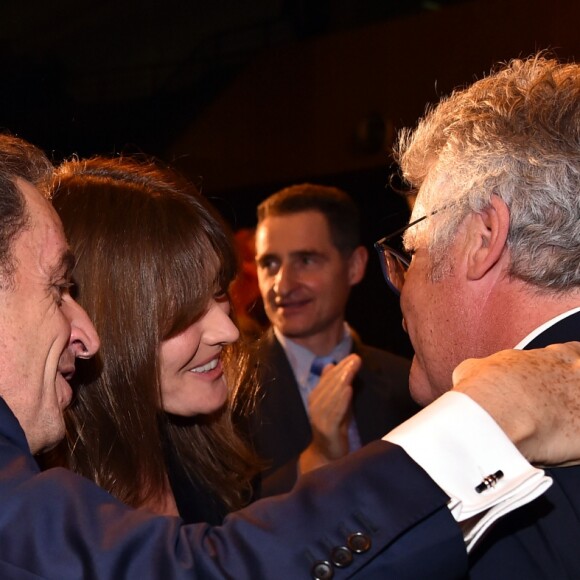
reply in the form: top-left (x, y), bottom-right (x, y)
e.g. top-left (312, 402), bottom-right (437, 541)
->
top-left (383, 391), bottom-right (552, 551)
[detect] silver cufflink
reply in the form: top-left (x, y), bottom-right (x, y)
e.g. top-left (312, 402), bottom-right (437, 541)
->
top-left (475, 470), bottom-right (504, 494)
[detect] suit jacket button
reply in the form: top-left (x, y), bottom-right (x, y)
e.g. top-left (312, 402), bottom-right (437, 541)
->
top-left (331, 546), bottom-right (354, 568)
top-left (347, 532), bottom-right (372, 553)
top-left (311, 560), bottom-right (334, 579)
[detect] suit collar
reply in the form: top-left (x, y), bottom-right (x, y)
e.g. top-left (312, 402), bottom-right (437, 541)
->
top-left (269, 325), bottom-right (354, 387)
top-left (522, 309), bottom-right (580, 350)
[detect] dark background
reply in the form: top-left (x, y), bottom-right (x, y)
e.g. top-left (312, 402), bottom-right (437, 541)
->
top-left (2, 0), bottom-right (579, 356)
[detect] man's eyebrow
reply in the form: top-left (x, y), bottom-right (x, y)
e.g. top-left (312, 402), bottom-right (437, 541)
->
top-left (256, 249), bottom-right (324, 261)
top-left (256, 252), bottom-right (276, 264)
top-left (51, 250), bottom-right (76, 279)
top-left (292, 250), bottom-right (324, 259)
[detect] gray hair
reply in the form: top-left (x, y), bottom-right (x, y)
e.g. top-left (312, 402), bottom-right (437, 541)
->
top-left (397, 54), bottom-right (580, 290)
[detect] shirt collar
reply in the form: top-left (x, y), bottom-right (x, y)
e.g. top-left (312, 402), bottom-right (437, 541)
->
top-left (274, 324), bottom-right (353, 387)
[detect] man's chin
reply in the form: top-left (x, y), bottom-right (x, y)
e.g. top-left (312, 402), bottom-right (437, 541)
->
top-left (39, 433), bottom-right (65, 454)
top-left (275, 319), bottom-right (311, 338)
top-left (408, 360), bottom-right (438, 407)
top-left (31, 419), bottom-right (66, 455)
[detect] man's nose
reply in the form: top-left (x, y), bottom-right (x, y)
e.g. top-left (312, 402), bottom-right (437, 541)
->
top-left (272, 264), bottom-right (295, 296)
top-left (64, 300), bottom-right (101, 358)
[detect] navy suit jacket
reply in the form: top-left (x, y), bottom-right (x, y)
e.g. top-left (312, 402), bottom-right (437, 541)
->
top-left (0, 397), bottom-right (468, 579)
top-left (249, 329), bottom-right (419, 496)
top-left (1, 318), bottom-right (575, 577)
top-left (468, 310), bottom-right (580, 578)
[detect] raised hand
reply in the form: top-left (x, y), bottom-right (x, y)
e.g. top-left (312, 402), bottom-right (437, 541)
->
top-left (299, 354), bottom-right (362, 473)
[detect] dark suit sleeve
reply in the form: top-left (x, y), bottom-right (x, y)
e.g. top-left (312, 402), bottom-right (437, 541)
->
top-left (0, 411), bottom-right (467, 579)
top-left (258, 455), bottom-right (302, 496)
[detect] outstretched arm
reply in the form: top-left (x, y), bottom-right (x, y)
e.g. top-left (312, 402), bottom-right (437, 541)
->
top-left (2, 344), bottom-right (580, 578)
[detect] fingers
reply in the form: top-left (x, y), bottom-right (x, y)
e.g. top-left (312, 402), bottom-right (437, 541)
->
top-left (307, 354), bottom-right (362, 461)
top-left (320, 353), bottom-right (362, 379)
top-left (451, 357), bottom-right (479, 388)
top-left (309, 354), bottom-right (361, 417)
top-left (543, 340), bottom-right (580, 359)
top-left (450, 342), bottom-right (580, 466)
top-left (452, 342), bottom-right (580, 394)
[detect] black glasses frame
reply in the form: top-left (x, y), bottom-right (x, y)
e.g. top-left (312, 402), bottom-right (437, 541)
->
top-left (374, 214), bottom-right (429, 296)
top-left (374, 214), bottom-right (429, 246)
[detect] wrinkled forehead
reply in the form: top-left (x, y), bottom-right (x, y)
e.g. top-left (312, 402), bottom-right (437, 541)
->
top-left (19, 183), bottom-right (66, 257)
top-left (17, 177), bottom-right (60, 223)
top-left (5, 179), bottom-right (70, 285)
top-left (256, 210), bottom-right (333, 252)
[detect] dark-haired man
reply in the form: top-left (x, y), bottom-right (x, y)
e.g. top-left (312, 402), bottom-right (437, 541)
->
top-left (252, 183), bottom-right (418, 494)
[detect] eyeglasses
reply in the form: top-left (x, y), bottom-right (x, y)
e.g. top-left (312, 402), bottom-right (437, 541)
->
top-left (374, 214), bottom-right (429, 296)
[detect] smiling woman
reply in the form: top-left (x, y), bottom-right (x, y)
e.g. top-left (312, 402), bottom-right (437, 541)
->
top-left (43, 156), bottom-right (260, 524)
top-left (158, 295), bottom-right (239, 416)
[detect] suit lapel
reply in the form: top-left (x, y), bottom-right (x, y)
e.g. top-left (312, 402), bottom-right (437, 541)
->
top-left (255, 329), bottom-right (312, 454)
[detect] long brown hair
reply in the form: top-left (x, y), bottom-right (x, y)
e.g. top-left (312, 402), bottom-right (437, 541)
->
top-left (49, 156), bottom-right (259, 512)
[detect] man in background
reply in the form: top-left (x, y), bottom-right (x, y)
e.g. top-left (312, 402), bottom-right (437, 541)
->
top-left (252, 183), bottom-right (418, 495)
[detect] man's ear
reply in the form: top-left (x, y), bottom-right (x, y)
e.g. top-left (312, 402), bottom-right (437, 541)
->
top-left (347, 246), bottom-right (368, 285)
top-left (466, 195), bottom-right (510, 281)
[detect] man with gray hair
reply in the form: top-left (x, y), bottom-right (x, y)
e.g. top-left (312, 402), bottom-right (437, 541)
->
top-left (375, 53), bottom-right (580, 576)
